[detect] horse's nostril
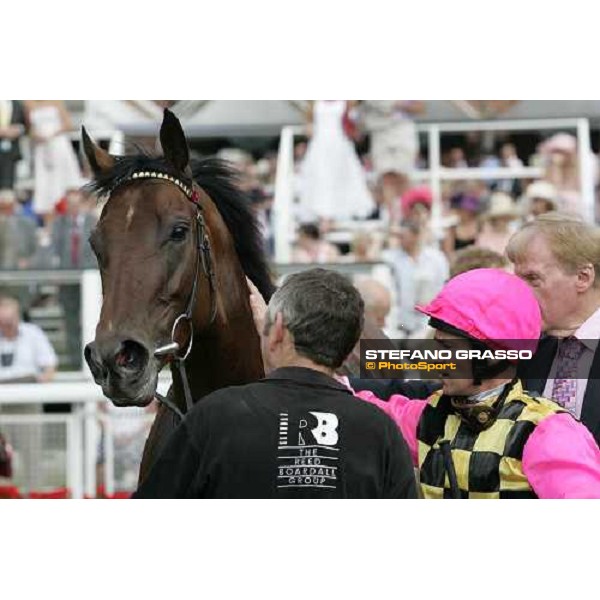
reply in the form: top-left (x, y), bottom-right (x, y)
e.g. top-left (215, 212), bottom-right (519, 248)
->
top-left (84, 342), bottom-right (107, 382)
top-left (114, 340), bottom-right (149, 373)
top-left (115, 349), bottom-right (133, 368)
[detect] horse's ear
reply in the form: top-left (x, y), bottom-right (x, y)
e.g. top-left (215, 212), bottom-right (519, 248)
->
top-left (82, 127), bottom-right (115, 176)
top-left (160, 109), bottom-right (190, 175)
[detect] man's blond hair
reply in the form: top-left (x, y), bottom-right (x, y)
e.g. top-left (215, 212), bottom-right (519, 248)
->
top-left (506, 212), bottom-right (600, 286)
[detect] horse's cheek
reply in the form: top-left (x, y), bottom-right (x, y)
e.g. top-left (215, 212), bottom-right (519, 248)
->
top-left (163, 247), bottom-right (190, 298)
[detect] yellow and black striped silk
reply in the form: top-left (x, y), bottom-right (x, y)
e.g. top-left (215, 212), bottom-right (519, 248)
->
top-left (417, 381), bottom-right (565, 499)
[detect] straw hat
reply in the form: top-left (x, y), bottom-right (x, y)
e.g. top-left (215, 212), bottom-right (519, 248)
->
top-left (525, 181), bottom-right (558, 208)
top-left (485, 192), bottom-right (520, 219)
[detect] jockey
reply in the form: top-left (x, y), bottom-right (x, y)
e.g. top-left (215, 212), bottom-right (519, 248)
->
top-left (352, 268), bottom-right (600, 498)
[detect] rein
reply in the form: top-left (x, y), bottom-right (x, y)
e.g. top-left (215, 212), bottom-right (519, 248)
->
top-left (110, 170), bottom-right (217, 420)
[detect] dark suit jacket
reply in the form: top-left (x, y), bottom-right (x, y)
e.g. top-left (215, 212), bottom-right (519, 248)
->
top-left (0, 214), bottom-right (37, 269)
top-left (519, 336), bottom-right (600, 444)
top-left (51, 213), bottom-right (97, 269)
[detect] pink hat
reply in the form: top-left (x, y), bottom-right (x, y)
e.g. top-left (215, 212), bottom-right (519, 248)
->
top-left (540, 133), bottom-right (577, 156)
top-left (401, 186), bottom-right (432, 217)
top-left (416, 268), bottom-right (541, 352)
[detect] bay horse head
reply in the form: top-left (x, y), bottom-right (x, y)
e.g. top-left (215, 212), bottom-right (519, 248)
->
top-left (83, 109), bottom-right (273, 408)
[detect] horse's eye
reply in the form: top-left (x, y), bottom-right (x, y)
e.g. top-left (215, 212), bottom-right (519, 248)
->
top-left (170, 225), bottom-right (188, 242)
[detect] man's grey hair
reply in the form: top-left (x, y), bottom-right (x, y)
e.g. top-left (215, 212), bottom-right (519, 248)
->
top-left (265, 268), bottom-right (364, 369)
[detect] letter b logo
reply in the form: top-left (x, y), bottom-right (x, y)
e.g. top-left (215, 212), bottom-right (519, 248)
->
top-left (309, 412), bottom-right (339, 446)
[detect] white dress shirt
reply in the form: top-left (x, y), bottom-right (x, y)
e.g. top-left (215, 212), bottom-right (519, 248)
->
top-left (384, 246), bottom-right (449, 334)
top-left (0, 322), bottom-right (58, 381)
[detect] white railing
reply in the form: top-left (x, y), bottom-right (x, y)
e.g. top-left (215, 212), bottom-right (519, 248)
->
top-left (273, 118), bottom-right (596, 262)
top-left (0, 378), bottom-right (170, 498)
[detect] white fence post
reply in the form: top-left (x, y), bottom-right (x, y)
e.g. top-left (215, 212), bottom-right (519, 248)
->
top-left (273, 125), bottom-right (296, 263)
top-left (577, 118), bottom-right (595, 222)
top-left (84, 401), bottom-right (99, 498)
top-left (428, 125), bottom-right (442, 232)
top-left (81, 270), bottom-right (102, 379)
top-left (67, 410), bottom-right (84, 499)
top-left (103, 416), bottom-right (115, 497)
top-left (108, 131), bottom-right (126, 156)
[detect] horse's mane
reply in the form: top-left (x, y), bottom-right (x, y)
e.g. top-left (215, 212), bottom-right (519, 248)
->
top-left (190, 157), bottom-right (275, 301)
top-left (88, 153), bottom-right (275, 301)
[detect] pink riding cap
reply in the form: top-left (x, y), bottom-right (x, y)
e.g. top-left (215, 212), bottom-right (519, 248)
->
top-left (416, 268), bottom-right (542, 352)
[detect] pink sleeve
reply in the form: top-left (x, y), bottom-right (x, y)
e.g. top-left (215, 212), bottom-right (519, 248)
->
top-left (522, 413), bottom-right (600, 499)
top-left (354, 389), bottom-right (427, 467)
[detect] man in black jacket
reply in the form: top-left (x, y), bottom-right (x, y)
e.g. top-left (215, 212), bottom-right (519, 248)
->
top-left (0, 101), bottom-right (27, 190)
top-left (134, 269), bottom-right (417, 499)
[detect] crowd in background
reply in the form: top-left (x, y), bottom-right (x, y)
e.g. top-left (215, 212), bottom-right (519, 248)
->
top-left (0, 100), bottom-right (97, 271)
top-left (2, 100), bottom-right (598, 272)
top-left (287, 100), bottom-right (600, 339)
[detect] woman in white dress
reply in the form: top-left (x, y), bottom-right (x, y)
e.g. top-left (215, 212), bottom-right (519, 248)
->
top-left (25, 101), bottom-right (82, 227)
top-left (299, 101), bottom-right (374, 226)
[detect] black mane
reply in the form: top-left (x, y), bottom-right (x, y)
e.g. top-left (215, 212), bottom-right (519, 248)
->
top-left (88, 153), bottom-right (275, 301)
top-left (191, 157), bottom-right (275, 301)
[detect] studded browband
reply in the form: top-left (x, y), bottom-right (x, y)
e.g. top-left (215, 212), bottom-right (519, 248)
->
top-left (108, 171), bottom-right (201, 208)
top-left (112, 170), bottom-right (199, 203)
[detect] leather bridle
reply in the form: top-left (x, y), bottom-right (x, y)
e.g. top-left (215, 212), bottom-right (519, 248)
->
top-left (109, 170), bottom-right (217, 420)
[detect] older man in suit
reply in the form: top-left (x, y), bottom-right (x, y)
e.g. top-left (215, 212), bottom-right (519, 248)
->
top-left (508, 213), bottom-right (600, 444)
top-left (0, 190), bottom-right (37, 269)
top-left (51, 187), bottom-right (97, 269)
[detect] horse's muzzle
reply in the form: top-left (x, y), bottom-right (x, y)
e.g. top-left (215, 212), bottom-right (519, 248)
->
top-left (84, 337), bottom-right (154, 404)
